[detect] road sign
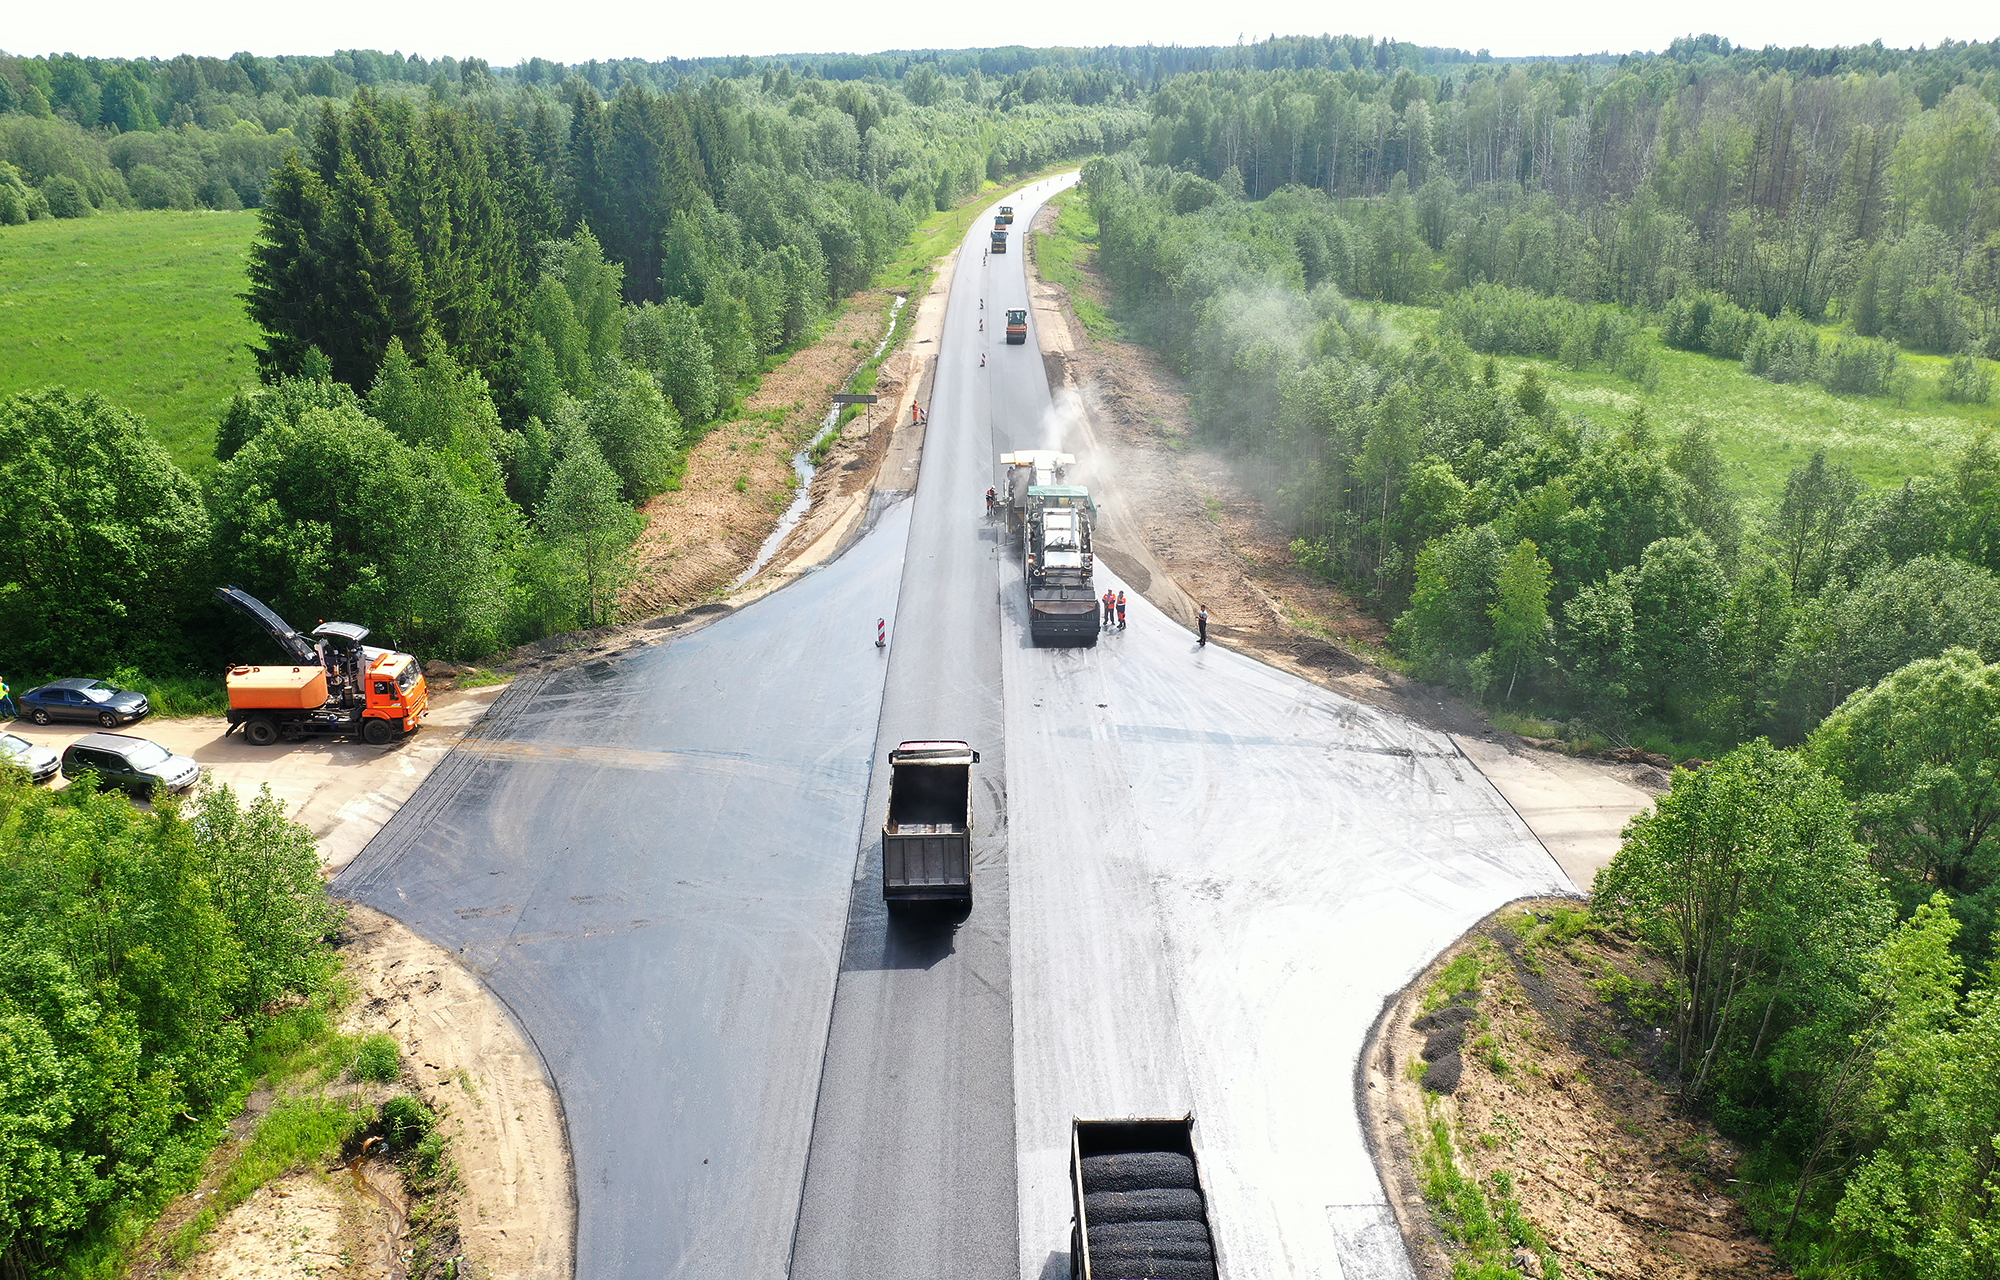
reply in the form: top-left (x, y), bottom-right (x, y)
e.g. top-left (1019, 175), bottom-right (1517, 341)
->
top-left (832, 394), bottom-right (879, 405)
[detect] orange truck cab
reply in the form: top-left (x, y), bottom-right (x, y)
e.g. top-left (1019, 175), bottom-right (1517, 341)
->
top-left (367, 652), bottom-right (429, 734)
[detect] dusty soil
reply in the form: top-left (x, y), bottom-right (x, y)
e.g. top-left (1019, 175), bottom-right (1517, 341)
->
top-left (337, 904), bottom-right (573, 1280)
top-left (1365, 901), bottom-right (1790, 1280)
top-left (620, 297), bottom-right (904, 615)
top-left (175, 1172), bottom-right (385, 1280)
top-left (1023, 200), bottom-right (1497, 738)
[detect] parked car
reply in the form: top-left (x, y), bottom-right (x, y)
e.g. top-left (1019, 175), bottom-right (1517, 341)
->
top-left (18, 678), bottom-right (150, 727)
top-left (60, 733), bottom-right (199, 797)
top-left (0, 731), bottom-right (61, 783)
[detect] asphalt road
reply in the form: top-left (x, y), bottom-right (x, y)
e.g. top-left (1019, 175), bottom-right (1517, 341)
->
top-left (337, 500), bottom-right (912, 1279)
top-left (342, 174), bottom-right (1574, 1280)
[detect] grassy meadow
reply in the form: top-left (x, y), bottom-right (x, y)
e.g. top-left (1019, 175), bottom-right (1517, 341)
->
top-left (0, 209), bottom-right (261, 470)
top-left (1368, 302), bottom-right (2000, 508)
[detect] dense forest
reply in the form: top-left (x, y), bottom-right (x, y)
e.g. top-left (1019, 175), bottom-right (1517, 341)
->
top-left (1080, 38), bottom-right (2000, 743)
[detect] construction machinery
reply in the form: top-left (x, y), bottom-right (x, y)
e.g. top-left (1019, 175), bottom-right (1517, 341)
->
top-left (215, 587), bottom-right (429, 746)
top-left (881, 741), bottom-right (979, 906)
top-left (999, 449), bottom-right (1074, 538)
top-left (997, 205), bottom-right (1015, 224)
top-left (1023, 484), bottom-right (1101, 645)
top-left (991, 226), bottom-right (1008, 254)
top-left (1005, 308), bottom-right (1028, 344)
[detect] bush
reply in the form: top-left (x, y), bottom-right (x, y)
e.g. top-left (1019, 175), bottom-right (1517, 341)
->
top-left (350, 1033), bottom-right (402, 1083)
top-left (1941, 351), bottom-right (1994, 405)
top-left (1662, 290), bottom-right (1765, 361)
top-left (1743, 312), bottom-right (1820, 383)
top-left (39, 172), bottom-right (91, 218)
top-left (379, 1094), bottom-right (434, 1150)
top-left (1440, 283), bottom-right (1646, 377)
top-left (127, 162), bottom-right (195, 211)
top-left (1819, 334), bottom-right (1898, 396)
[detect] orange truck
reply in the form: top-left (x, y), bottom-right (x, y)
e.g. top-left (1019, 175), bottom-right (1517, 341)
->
top-left (215, 587), bottom-right (429, 746)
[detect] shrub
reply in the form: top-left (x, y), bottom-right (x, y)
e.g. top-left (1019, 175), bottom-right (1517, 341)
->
top-left (1941, 351), bottom-right (1994, 405)
top-left (350, 1033), bottom-right (402, 1083)
top-left (1819, 334), bottom-right (1898, 396)
top-left (379, 1094), bottom-right (434, 1150)
top-left (1743, 312), bottom-right (1821, 383)
top-left (39, 172), bottom-right (91, 218)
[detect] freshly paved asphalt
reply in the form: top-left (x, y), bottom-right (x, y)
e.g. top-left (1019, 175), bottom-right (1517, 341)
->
top-left (336, 501), bottom-right (911, 1279)
top-left (340, 175), bottom-right (1573, 1280)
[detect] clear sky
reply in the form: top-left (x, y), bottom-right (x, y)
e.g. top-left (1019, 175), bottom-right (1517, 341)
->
top-left (3, 0), bottom-right (1993, 64)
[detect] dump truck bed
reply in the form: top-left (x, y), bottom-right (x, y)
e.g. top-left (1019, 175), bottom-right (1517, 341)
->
top-left (882, 741), bottom-right (978, 903)
top-left (1071, 1118), bottom-right (1217, 1280)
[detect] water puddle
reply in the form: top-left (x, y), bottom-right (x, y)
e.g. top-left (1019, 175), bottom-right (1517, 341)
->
top-left (732, 295), bottom-right (907, 589)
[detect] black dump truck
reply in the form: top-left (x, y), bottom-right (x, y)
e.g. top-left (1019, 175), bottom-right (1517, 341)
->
top-left (881, 741), bottom-right (978, 906)
top-left (1071, 1117), bottom-right (1219, 1280)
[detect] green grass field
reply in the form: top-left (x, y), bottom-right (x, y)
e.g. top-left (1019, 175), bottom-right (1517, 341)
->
top-left (1031, 188), bottom-right (1123, 343)
top-left (0, 210), bottom-right (261, 471)
top-left (1366, 303), bottom-right (2000, 508)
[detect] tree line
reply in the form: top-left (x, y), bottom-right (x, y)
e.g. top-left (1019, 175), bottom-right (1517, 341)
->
top-left (1, 71), bottom-right (1141, 678)
top-left (1084, 155), bottom-right (2000, 747)
top-left (1137, 48), bottom-right (2000, 357)
top-left (1595, 662), bottom-right (2000, 1276)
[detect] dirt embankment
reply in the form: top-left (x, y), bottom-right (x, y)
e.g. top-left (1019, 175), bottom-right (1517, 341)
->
top-left (1366, 903), bottom-right (1789, 1280)
top-left (619, 289), bottom-right (922, 617)
top-left (1022, 201), bottom-right (1494, 738)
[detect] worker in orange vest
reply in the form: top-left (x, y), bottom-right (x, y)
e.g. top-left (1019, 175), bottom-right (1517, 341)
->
top-left (1101, 589), bottom-right (1115, 630)
top-left (1116, 591), bottom-right (1127, 630)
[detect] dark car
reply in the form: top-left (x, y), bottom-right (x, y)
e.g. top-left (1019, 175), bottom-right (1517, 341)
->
top-left (0, 731), bottom-right (61, 783)
top-left (60, 733), bottom-right (199, 797)
top-left (18, 678), bottom-right (150, 727)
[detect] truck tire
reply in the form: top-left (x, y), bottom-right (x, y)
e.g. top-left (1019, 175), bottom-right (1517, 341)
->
top-left (1088, 1239), bottom-right (1214, 1264)
top-left (244, 717), bottom-right (280, 746)
top-left (1087, 1259), bottom-right (1214, 1280)
top-left (362, 717), bottom-right (396, 746)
